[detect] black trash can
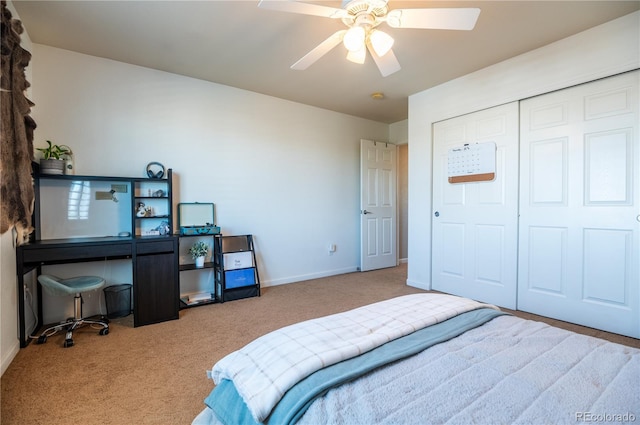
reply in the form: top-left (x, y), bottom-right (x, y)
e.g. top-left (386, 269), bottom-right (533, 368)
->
top-left (103, 284), bottom-right (132, 319)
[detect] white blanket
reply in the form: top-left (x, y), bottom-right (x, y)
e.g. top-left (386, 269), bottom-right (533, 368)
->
top-left (297, 315), bottom-right (640, 424)
top-left (210, 293), bottom-right (496, 422)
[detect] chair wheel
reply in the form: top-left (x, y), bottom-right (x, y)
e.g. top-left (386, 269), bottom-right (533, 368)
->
top-left (37, 335), bottom-right (47, 344)
top-left (99, 328), bottom-right (109, 336)
top-left (63, 338), bottom-right (74, 348)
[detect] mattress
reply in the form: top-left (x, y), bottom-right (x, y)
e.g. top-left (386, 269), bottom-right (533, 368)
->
top-left (193, 294), bottom-right (640, 425)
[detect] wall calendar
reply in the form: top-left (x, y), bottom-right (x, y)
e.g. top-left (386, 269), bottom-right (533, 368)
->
top-left (447, 142), bottom-right (497, 183)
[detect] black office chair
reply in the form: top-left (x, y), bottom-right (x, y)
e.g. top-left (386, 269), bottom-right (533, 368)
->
top-left (36, 274), bottom-right (110, 348)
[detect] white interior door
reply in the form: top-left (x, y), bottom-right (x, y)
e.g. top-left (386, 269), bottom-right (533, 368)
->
top-left (518, 71), bottom-right (639, 338)
top-left (360, 139), bottom-right (397, 271)
top-left (432, 103), bottom-right (519, 308)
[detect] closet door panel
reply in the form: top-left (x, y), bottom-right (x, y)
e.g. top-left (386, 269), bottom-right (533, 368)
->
top-left (518, 71), bottom-right (639, 338)
top-left (529, 138), bottom-right (567, 205)
top-left (432, 102), bottom-right (519, 309)
top-left (526, 225), bottom-right (567, 295)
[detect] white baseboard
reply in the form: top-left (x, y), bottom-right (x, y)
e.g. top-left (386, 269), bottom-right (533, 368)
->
top-left (263, 266), bottom-right (360, 287)
top-left (1, 340), bottom-right (20, 377)
top-left (406, 278), bottom-right (431, 291)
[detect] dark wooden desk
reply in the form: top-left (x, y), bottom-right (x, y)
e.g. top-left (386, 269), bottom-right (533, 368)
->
top-left (16, 236), bottom-right (178, 347)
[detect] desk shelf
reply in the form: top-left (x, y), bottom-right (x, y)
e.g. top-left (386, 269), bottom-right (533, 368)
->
top-left (177, 203), bottom-right (220, 309)
top-left (179, 261), bottom-right (214, 271)
top-left (178, 234), bottom-right (217, 309)
top-left (179, 293), bottom-right (215, 307)
top-left (133, 172), bottom-right (173, 237)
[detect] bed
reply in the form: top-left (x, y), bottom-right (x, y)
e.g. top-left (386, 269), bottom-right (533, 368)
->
top-left (193, 294), bottom-right (640, 425)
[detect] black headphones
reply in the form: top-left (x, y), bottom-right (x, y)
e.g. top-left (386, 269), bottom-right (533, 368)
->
top-left (146, 162), bottom-right (165, 179)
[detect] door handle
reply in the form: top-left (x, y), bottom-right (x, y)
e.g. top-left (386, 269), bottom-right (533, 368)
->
top-left (362, 210), bottom-right (373, 215)
top-left (434, 211), bottom-right (440, 217)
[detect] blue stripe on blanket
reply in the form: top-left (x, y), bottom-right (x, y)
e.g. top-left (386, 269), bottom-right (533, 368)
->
top-left (205, 308), bottom-right (507, 425)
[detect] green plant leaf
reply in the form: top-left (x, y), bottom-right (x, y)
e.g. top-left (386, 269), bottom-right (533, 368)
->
top-left (36, 140), bottom-right (72, 160)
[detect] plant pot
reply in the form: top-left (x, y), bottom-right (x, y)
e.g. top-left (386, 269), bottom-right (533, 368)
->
top-left (40, 158), bottom-right (65, 175)
top-left (195, 256), bottom-right (205, 268)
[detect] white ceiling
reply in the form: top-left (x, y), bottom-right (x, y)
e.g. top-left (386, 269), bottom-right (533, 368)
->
top-left (12, 1), bottom-right (640, 123)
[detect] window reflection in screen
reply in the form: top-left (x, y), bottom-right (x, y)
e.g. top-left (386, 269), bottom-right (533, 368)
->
top-left (68, 181), bottom-right (90, 220)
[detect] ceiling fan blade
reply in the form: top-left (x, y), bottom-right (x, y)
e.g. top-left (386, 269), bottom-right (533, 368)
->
top-left (258, 0), bottom-right (348, 19)
top-left (366, 41), bottom-right (401, 77)
top-left (291, 30), bottom-right (347, 70)
top-left (386, 8), bottom-right (480, 30)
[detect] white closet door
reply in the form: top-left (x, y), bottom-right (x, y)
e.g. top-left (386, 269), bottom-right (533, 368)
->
top-left (518, 71), bottom-right (639, 338)
top-left (432, 102), bottom-right (519, 308)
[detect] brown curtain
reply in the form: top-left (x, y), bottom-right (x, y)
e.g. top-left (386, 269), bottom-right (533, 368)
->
top-left (0, 0), bottom-right (36, 245)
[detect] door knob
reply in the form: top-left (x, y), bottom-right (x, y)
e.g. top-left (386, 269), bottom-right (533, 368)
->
top-left (434, 211), bottom-right (440, 217)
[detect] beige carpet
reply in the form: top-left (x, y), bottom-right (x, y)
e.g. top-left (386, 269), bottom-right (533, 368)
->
top-left (2, 264), bottom-right (638, 425)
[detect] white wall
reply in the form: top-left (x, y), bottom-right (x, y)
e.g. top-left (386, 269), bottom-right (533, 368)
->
top-left (0, 231), bottom-right (23, 377)
top-left (389, 119), bottom-right (408, 145)
top-left (30, 44), bottom-right (388, 284)
top-left (406, 11), bottom-right (640, 289)
top-left (2, 42), bottom-right (389, 374)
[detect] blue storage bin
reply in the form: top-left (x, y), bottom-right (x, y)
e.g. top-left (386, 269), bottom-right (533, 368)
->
top-left (225, 268), bottom-right (256, 289)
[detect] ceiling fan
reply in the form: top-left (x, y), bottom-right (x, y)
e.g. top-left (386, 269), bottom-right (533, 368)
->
top-left (257, 0), bottom-right (480, 77)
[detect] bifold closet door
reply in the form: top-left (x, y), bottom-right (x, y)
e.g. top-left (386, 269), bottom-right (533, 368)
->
top-left (518, 71), bottom-right (639, 338)
top-left (432, 102), bottom-right (519, 309)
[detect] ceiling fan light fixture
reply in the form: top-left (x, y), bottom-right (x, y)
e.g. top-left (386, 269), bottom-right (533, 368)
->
top-left (343, 25), bottom-right (365, 52)
top-left (346, 47), bottom-right (366, 64)
top-left (369, 29), bottom-right (394, 57)
top-left (260, 0), bottom-right (480, 77)
top-left (385, 9), bottom-right (402, 28)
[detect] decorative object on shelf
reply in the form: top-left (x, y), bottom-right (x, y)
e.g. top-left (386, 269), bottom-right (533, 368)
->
top-left (146, 161), bottom-right (165, 179)
top-left (61, 145), bottom-right (74, 175)
top-left (178, 202), bottom-right (220, 235)
top-left (136, 202), bottom-right (147, 217)
top-left (109, 189), bottom-right (119, 203)
top-left (134, 202), bottom-right (153, 218)
top-left (152, 189), bottom-right (165, 197)
top-left (36, 140), bottom-right (71, 175)
top-left (189, 240), bottom-right (209, 268)
top-left (154, 221), bottom-right (171, 236)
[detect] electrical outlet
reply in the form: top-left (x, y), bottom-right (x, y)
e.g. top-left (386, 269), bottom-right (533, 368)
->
top-left (111, 184), bottom-right (128, 193)
top-left (95, 191), bottom-right (113, 200)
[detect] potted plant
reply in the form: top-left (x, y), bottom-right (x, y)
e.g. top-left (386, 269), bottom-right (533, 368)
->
top-left (189, 241), bottom-right (209, 268)
top-left (36, 140), bottom-right (71, 175)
